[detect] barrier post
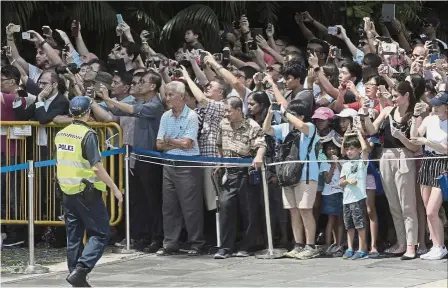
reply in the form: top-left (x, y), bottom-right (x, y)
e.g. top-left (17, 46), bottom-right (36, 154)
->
top-left (215, 194), bottom-right (220, 247)
top-left (24, 160), bottom-right (49, 274)
top-left (255, 163), bottom-right (285, 259)
top-left (113, 145), bottom-right (135, 254)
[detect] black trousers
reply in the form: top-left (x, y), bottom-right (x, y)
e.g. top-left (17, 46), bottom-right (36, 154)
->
top-left (63, 191), bottom-right (109, 273)
top-left (129, 160), bottom-right (163, 242)
top-left (219, 167), bottom-right (260, 252)
top-left (162, 165), bottom-right (204, 250)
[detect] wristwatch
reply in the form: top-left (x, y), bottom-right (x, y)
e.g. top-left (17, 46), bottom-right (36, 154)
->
top-left (164, 137), bottom-right (169, 145)
top-left (313, 66), bottom-right (321, 72)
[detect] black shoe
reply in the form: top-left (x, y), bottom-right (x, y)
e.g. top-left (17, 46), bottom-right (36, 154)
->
top-left (400, 254), bottom-right (416, 260)
top-left (143, 241), bottom-right (162, 253)
top-left (66, 266), bottom-right (91, 287)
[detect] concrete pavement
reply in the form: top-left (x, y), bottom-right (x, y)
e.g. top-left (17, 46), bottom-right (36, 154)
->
top-left (1, 252), bottom-right (447, 287)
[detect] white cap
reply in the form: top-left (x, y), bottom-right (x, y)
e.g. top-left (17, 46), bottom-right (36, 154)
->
top-left (335, 108), bottom-right (358, 118)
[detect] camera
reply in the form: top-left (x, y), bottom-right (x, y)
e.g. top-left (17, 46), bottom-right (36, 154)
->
top-left (213, 53), bottom-right (223, 63)
top-left (272, 103), bottom-right (280, 111)
top-left (332, 48), bottom-right (341, 58)
top-left (56, 63), bottom-right (79, 74)
top-left (380, 42), bottom-right (398, 54)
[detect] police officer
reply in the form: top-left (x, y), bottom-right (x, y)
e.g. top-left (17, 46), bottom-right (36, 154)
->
top-left (55, 96), bottom-right (123, 287)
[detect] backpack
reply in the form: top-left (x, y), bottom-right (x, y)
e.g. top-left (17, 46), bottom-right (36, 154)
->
top-left (275, 128), bottom-right (317, 187)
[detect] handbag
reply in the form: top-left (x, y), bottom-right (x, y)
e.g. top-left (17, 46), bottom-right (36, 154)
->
top-left (437, 171), bottom-right (448, 202)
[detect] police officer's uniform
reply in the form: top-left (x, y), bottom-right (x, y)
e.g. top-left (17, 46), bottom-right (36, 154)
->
top-left (55, 96), bottom-right (109, 287)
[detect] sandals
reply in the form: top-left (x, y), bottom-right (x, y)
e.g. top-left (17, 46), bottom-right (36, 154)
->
top-left (187, 247), bottom-right (202, 256)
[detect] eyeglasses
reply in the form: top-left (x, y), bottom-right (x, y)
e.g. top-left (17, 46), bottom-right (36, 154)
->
top-left (365, 83), bottom-right (378, 88)
top-left (138, 79), bottom-right (152, 85)
top-left (37, 81), bottom-right (52, 86)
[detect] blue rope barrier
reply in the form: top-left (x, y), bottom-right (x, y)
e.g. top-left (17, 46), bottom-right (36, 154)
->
top-left (132, 148), bottom-right (253, 165)
top-left (0, 147), bottom-right (127, 173)
top-left (0, 163), bottom-right (30, 173)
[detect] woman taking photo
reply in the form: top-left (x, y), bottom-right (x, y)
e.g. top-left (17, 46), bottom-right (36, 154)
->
top-left (410, 91), bottom-right (448, 260)
top-left (362, 81), bottom-right (420, 260)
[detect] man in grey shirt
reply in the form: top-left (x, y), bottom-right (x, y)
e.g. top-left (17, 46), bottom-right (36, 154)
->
top-left (94, 71), bottom-right (165, 252)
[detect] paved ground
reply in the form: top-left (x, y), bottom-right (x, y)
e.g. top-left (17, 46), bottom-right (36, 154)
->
top-left (1, 252), bottom-right (447, 287)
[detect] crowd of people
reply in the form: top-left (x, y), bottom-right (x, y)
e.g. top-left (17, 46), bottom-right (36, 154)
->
top-left (1, 10), bottom-right (447, 263)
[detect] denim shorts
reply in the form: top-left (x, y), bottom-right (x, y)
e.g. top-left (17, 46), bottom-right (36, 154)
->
top-left (343, 199), bottom-right (366, 230)
top-left (321, 193), bottom-right (343, 216)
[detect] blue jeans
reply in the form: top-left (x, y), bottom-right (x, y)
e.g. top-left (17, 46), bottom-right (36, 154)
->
top-left (1, 156), bottom-right (21, 220)
top-left (63, 191), bottom-right (109, 272)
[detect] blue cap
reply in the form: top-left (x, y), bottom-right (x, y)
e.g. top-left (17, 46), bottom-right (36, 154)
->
top-left (69, 96), bottom-right (92, 117)
top-left (430, 92), bottom-right (448, 107)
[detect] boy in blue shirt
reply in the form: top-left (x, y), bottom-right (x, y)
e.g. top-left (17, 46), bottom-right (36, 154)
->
top-left (339, 129), bottom-right (369, 260)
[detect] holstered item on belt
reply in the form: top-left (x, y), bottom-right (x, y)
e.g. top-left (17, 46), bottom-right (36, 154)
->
top-left (80, 178), bottom-right (102, 204)
top-left (248, 168), bottom-right (261, 185)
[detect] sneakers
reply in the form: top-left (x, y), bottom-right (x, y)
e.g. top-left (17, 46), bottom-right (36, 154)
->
top-left (323, 243), bottom-right (336, 256)
top-left (350, 250), bottom-right (368, 260)
top-left (331, 246), bottom-right (345, 257)
top-left (236, 250), bottom-right (253, 257)
top-left (343, 249), bottom-right (354, 259)
top-left (143, 241), bottom-right (162, 254)
top-left (214, 248), bottom-right (232, 259)
top-left (421, 246), bottom-right (448, 260)
top-left (297, 245), bottom-right (320, 260)
top-left (283, 246), bottom-right (305, 259)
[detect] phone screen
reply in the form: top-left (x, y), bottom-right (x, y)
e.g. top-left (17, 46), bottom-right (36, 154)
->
top-left (42, 27), bottom-right (50, 35)
top-left (11, 25), bottom-right (21, 33)
top-left (22, 32), bottom-right (30, 40)
top-left (116, 14), bottom-right (124, 25)
top-left (429, 54), bottom-right (440, 64)
top-left (272, 103), bottom-right (280, 111)
top-left (381, 4), bottom-right (395, 23)
top-left (251, 28), bottom-right (263, 38)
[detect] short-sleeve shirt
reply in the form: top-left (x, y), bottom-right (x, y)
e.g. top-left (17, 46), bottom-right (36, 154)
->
top-left (340, 160), bottom-right (368, 204)
top-left (28, 64), bottom-right (43, 83)
top-left (156, 104), bottom-right (200, 156)
top-left (420, 115), bottom-right (447, 154)
top-left (272, 122), bottom-right (320, 182)
top-left (216, 117), bottom-right (266, 158)
top-left (319, 162), bottom-right (344, 196)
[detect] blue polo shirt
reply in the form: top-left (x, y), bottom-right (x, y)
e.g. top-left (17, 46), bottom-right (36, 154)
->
top-left (157, 104), bottom-right (200, 156)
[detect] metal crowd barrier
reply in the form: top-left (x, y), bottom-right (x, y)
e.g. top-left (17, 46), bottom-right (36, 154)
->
top-left (0, 121), bottom-right (124, 227)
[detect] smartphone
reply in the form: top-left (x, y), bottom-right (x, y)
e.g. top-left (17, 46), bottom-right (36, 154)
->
top-left (251, 28), bottom-right (263, 38)
top-left (429, 54), bottom-right (440, 64)
top-left (420, 34), bottom-right (429, 42)
top-left (173, 69), bottom-right (182, 78)
top-left (328, 26), bottom-right (340, 35)
top-left (162, 59), bottom-right (170, 67)
top-left (5, 46), bottom-right (11, 55)
top-left (94, 82), bottom-right (102, 93)
top-left (381, 4), bottom-right (395, 23)
top-left (271, 103), bottom-right (280, 111)
top-left (17, 89), bottom-right (28, 98)
top-left (376, 36), bottom-right (392, 43)
top-left (116, 14), bottom-right (124, 25)
top-left (213, 53), bottom-right (223, 63)
top-left (232, 21), bottom-right (240, 30)
top-left (332, 48), bottom-right (341, 58)
top-left (248, 40), bottom-right (257, 51)
top-left (256, 72), bottom-right (265, 82)
top-left (223, 48), bottom-right (230, 62)
top-left (42, 26), bottom-right (51, 35)
top-left (147, 31), bottom-right (155, 40)
top-left (11, 25), bottom-right (21, 33)
top-left (21, 32), bottom-right (30, 40)
top-left (199, 50), bottom-right (207, 65)
top-left (71, 21), bottom-right (79, 38)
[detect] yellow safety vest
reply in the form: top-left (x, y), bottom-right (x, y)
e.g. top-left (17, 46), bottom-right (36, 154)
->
top-left (54, 123), bottom-right (106, 194)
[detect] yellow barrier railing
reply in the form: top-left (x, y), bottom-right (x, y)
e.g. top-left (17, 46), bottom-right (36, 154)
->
top-left (0, 121), bottom-right (123, 226)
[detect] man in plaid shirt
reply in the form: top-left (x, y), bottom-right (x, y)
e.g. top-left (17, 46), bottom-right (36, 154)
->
top-left (181, 67), bottom-right (227, 211)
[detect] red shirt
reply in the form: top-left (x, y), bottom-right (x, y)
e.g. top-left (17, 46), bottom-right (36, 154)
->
top-left (346, 101), bottom-right (391, 113)
top-left (0, 93), bottom-right (26, 156)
